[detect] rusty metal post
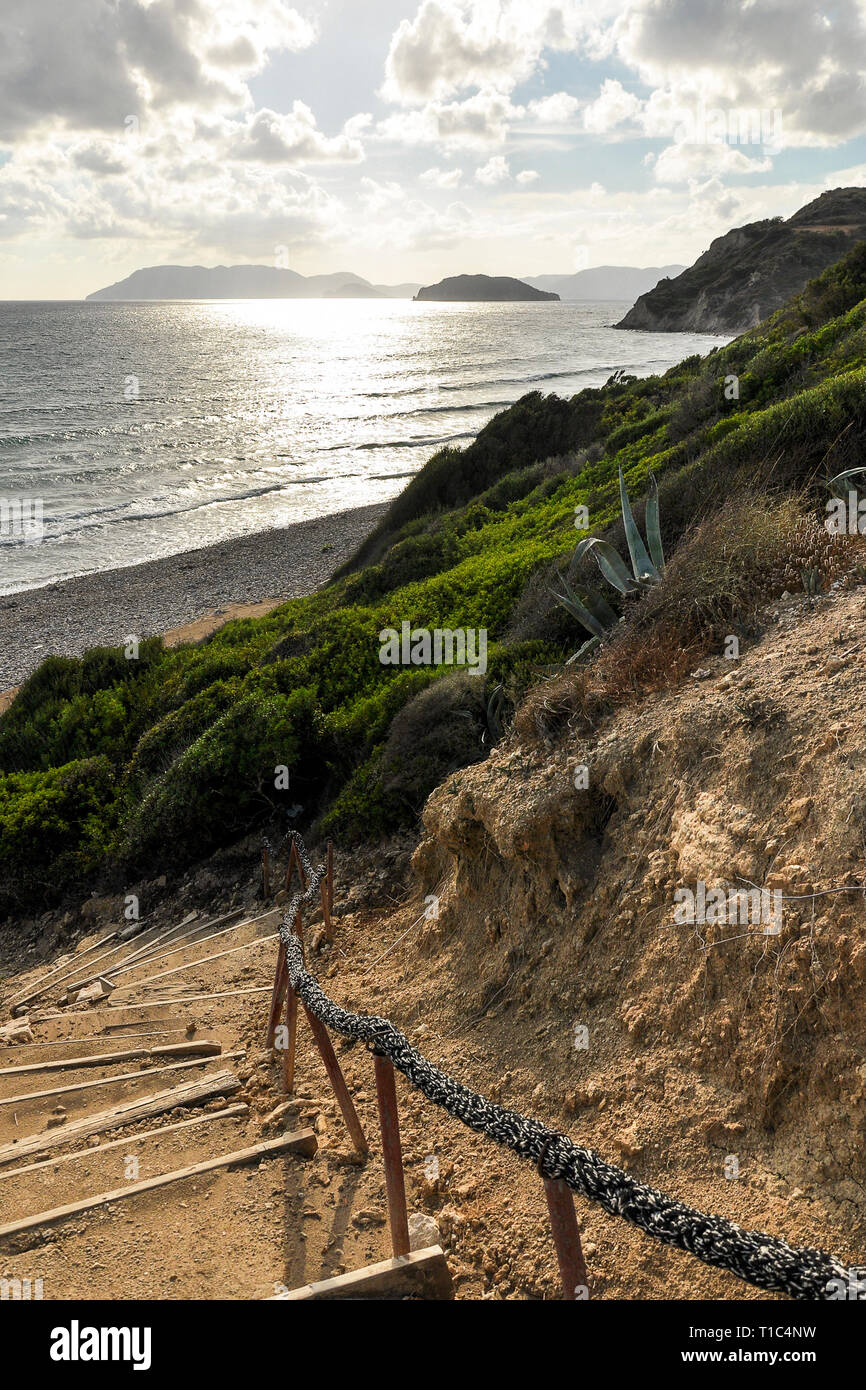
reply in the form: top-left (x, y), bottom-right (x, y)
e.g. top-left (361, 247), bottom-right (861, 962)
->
top-left (262, 845), bottom-right (271, 901)
top-left (286, 837), bottom-right (306, 893)
top-left (327, 840), bottom-right (334, 917)
top-left (320, 879), bottom-right (333, 943)
top-left (373, 1052), bottom-right (410, 1256)
top-left (302, 1005), bottom-right (368, 1155)
top-left (266, 942), bottom-right (287, 1047)
top-left (543, 1176), bottom-right (589, 1299)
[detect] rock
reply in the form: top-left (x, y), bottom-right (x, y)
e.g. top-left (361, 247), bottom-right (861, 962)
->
top-left (408, 1212), bottom-right (441, 1251)
top-left (67, 975), bottom-right (115, 1005)
top-left (613, 1127), bottom-right (643, 1159)
top-left (0, 1017), bottom-right (34, 1045)
top-left (261, 1100), bottom-right (296, 1132)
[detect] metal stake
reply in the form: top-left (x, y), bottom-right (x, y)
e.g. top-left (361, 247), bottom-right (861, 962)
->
top-left (373, 1052), bottom-right (410, 1256)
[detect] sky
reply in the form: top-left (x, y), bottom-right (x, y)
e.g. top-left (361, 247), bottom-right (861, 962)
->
top-left (2, 0), bottom-right (866, 298)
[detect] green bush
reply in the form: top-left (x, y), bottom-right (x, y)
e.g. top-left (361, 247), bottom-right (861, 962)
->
top-left (119, 688), bottom-right (320, 867)
top-left (0, 757), bottom-right (114, 907)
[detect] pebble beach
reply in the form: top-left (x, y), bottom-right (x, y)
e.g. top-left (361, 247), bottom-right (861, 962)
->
top-left (0, 501), bottom-right (388, 694)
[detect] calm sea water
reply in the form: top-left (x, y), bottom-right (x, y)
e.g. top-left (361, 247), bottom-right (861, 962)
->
top-left (0, 299), bottom-right (727, 594)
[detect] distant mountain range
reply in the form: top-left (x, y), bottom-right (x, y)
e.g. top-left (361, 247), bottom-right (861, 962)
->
top-left (523, 265), bottom-right (684, 301)
top-left (85, 262), bottom-right (683, 304)
top-left (616, 187), bottom-right (866, 333)
top-left (415, 274), bottom-right (558, 302)
top-left (85, 266), bottom-right (422, 301)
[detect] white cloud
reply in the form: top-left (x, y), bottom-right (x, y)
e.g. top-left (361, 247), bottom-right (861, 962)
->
top-left (382, 0), bottom-right (554, 104)
top-left (527, 92), bottom-right (581, 125)
top-left (582, 79), bottom-right (642, 134)
top-left (516, 169), bottom-right (540, 184)
top-left (377, 89), bottom-right (523, 149)
top-left (475, 154), bottom-right (511, 184)
top-left (0, 0), bottom-right (317, 141)
top-left (228, 106), bottom-right (369, 165)
top-left (650, 141), bottom-right (773, 185)
top-left (420, 166), bottom-right (464, 188)
top-left (612, 0), bottom-right (866, 147)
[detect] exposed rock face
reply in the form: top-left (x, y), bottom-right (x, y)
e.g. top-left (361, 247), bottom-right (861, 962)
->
top-left (413, 582), bottom-right (866, 1202)
top-left (616, 187), bottom-right (866, 334)
top-left (414, 274), bottom-right (559, 302)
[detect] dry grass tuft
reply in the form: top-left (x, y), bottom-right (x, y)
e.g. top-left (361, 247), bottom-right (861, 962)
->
top-left (516, 492), bottom-right (862, 744)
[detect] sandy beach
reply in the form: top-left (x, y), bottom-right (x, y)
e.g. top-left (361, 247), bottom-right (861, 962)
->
top-left (0, 501), bottom-right (388, 698)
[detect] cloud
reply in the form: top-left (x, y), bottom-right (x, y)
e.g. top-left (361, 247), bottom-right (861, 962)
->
top-left (516, 168), bottom-right (540, 184)
top-left (649, 141), bottom-right (773, 185)
top-left (420, 166), bottom-right (464, 188)
top-left (377, 89), bottom-right (523, 149)
top-left (582, 79), bottom-right (642, 134)
top-left (0, 0), bottom-right (317, 142)
top-left (612, 0), bottom-right (866, 147)
top-left (228, 106), bottom-right (369, 164)
top-left (527, 92), bottom-right (581, 125)
top-left (382, 0), bottom-right (545, 104)
top-left (475, 154), bottom-right (510, 185)
top-left (71, 141), bottom-right (128, 176)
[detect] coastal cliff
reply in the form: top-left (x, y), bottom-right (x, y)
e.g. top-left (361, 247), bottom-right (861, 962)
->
top-left (616, 187), bottom-right (866, 334)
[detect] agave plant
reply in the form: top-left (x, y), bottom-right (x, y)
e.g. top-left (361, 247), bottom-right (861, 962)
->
top-left (827, 465), bottom-right (866, 499)
top-left (550, 465), bottom-right (665, 661)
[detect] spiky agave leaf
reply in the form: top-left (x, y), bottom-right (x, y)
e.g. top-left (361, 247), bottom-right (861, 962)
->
top-left (579, 583), bottom-right (620, 629)
top-left (618, 464), bottom-right (658, 582)
top-left (645, 471), bottom-right (665, 572)
top-left (828, 466), bottom-right (866, 499)
top-left (548, 574), bottom-right (608, 638)
top-left (574, 536), bottom-right (640, 595)
top-left (565, 634), bottom-right (602, 665)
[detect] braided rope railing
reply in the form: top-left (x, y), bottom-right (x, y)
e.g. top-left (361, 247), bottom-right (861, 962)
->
top-left (278, 832), bottom-right (852, 1300)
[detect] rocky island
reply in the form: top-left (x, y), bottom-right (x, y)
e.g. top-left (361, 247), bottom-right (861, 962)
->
top-left (414, 273), bottom-right (559, 302)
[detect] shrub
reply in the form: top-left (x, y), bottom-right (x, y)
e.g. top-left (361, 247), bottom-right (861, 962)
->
top-left (0, 757), bottom-right (114, 908)
top-left (119, 688), bottom-right (320, 867)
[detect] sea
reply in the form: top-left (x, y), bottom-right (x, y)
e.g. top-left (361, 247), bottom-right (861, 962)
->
top-left (0, 299), bottom-right (728, 595)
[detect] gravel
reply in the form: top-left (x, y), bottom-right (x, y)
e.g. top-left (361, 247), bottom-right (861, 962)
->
top-left (0, 502), bottom-right (388, 691)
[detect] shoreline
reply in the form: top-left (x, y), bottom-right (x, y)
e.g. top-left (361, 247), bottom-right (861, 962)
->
top-left (0, 502), bottom-right (388, 697)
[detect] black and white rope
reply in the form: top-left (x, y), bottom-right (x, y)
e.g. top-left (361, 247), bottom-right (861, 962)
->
top-left (277, 833), bottom-right (852, 1300)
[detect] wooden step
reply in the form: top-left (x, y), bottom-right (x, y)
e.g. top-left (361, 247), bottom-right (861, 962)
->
top-left (0, 1129), bottom-right (317, 1248)
top-left (0, 1067), bottom-right (242, 1166)
top-left (273, 1247), bottom-right (453, 1301)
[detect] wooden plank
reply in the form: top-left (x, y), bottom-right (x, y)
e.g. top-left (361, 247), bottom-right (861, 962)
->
top-left (275, 1247), bottom-right (453, 1301)
top-left (0, 1103), bottom-right (250, 1181)
top-left (2, 1029), bottom-right (186, 1049)
top-left (150, 1041), bottom-right (221, 1059)
top-left (0, 1051), bottom-right (243, 1109)
top-left (3, 930), bottom-right (122, 1011)
top-left (112, 933), bottom-right (279, 994)
top-left (106, 986), bottom-right (272, 1011)
top-left (0, 1040), bottom-right (220, 1077)
top-left (64, 908), bottom-right (248, 994)
top-left (0, 1047), bottom-right (148, 1076)
top-left (0, 1129), bottom-right (318, 1246)
top-left (105, 910), bottom-right (276, 984)
top-left (0, 1068), bottom-right (242, 1165)
top-left (3, 927), bottom-right (117, 997)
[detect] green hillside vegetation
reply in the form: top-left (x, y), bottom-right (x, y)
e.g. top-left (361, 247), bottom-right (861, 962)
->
top-left (4, 242), bottom-right (866, 911)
